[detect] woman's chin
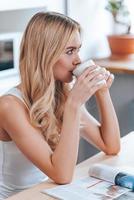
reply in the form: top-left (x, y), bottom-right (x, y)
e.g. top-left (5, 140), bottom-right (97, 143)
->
top-left (57, 74), bottom-right (73, 83)
top-left (66, 75), bottom-right (73, 83)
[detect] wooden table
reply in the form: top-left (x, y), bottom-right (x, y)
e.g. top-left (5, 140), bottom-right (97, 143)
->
top-left (7, 131), bottom-right (134, 200)
top-left (94, 57), bottom-right (134, 74)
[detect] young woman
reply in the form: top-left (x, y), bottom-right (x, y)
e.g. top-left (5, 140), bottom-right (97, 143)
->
top-left (0, 12), bottom-right (120, 199)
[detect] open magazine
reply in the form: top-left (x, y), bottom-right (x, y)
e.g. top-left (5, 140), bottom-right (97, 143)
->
top-left (42, 164), bottom-right (134, 200)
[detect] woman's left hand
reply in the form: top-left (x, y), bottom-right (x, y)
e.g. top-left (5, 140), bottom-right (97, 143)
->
top-left (95, 67), bottom-right (114, 95)
top-left (104, 69), bottom-right (114, 89)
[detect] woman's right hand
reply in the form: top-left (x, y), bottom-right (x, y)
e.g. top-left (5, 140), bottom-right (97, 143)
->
top-left (68, 65), bottom-right (106, 107)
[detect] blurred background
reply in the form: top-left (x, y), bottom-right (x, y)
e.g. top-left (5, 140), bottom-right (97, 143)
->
top-left (0, 0), bottom-right (134, 163)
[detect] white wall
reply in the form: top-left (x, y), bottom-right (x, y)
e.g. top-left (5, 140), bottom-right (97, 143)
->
top-left (1, 1), bottom-right (133, 95)
top-left (0, 0), bottom-right (65, 12)
top-left (67, 0), bottom-right (134, 62)
top-left (0, 0), bottom-right (65, 33)
top-left (0, 8), bottom-right (46, 33)
top-left (67, 0), bottom-right (112, 61)
top-left (126, 0), bottom-right (134, 33)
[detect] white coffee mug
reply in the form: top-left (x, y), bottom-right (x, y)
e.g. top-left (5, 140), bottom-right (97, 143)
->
top-left (73, 59), bottom-right (95, 77)
top-left (73, 59), bottom-right (106, 85)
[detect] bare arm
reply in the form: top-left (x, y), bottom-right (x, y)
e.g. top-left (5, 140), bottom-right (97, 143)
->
top-left (96, 90), bottom-right (120, 154)
top-left (0, 96), bottom-right (80, 184)
top-left (51, 98), bottom-right (80, 183)
top-left (80, 79), bottom-right (120, 155)
top-left (0, 66), bottom-right (109, 184)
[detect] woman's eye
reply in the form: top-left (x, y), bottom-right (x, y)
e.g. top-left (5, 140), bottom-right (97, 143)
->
top-left (66, 49), bottom-right (74, 55)
top-left (66, 48), bottom-right (80, 55)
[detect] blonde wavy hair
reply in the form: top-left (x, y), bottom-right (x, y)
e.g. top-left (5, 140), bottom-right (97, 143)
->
top-left (19, 12), bottom-right (81, 151)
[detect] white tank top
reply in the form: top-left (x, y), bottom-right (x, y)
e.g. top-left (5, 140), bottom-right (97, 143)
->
top-left (0, 88), bottom-right (48, 199)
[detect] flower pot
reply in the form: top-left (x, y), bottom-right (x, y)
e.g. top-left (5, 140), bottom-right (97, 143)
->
top-left (107, 35), bottom-right (134, 60)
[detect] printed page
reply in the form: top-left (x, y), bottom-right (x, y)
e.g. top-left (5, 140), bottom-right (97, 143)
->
top-left (72, 176), bottom-right (101, 188)
top-left (89, 164), bottom-right (134, 184)
top-left (89, 164), bottom-right (134, 191)
top-left (42, 184), bottom-right (112, 200)
top-left (87, 181), bottom-right (129, 199)
top-left (42, 177), bottom-right (100, 200)
top-left (114, 191), bottom-right (134, 199)
top-left (89, 164), bottom-right (120, 183)
top-left (118, 166), bottom-right (134, 175)
top-left (42, 177), bottom-right (130, 200)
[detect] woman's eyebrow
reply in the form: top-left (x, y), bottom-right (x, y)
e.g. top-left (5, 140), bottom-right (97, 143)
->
top-left (66, 44), bottom-right (82, 50)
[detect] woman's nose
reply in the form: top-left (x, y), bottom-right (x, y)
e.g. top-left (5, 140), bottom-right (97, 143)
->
top-left (73, 55), bottom-right (81, 65)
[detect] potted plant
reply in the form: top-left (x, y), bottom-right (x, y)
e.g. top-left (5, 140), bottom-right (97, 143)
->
top-left (105, 0), bottom-right (134, 59)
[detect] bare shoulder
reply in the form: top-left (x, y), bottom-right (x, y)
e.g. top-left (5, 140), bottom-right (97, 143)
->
top-left (0, 95), bottom-right (13, 108)
top-left (0, 94), bottom-right (40, 140)
top-left (0, 95), bottom-right (29, 128)
top-left (0, 95), bottom-right (27, 114)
